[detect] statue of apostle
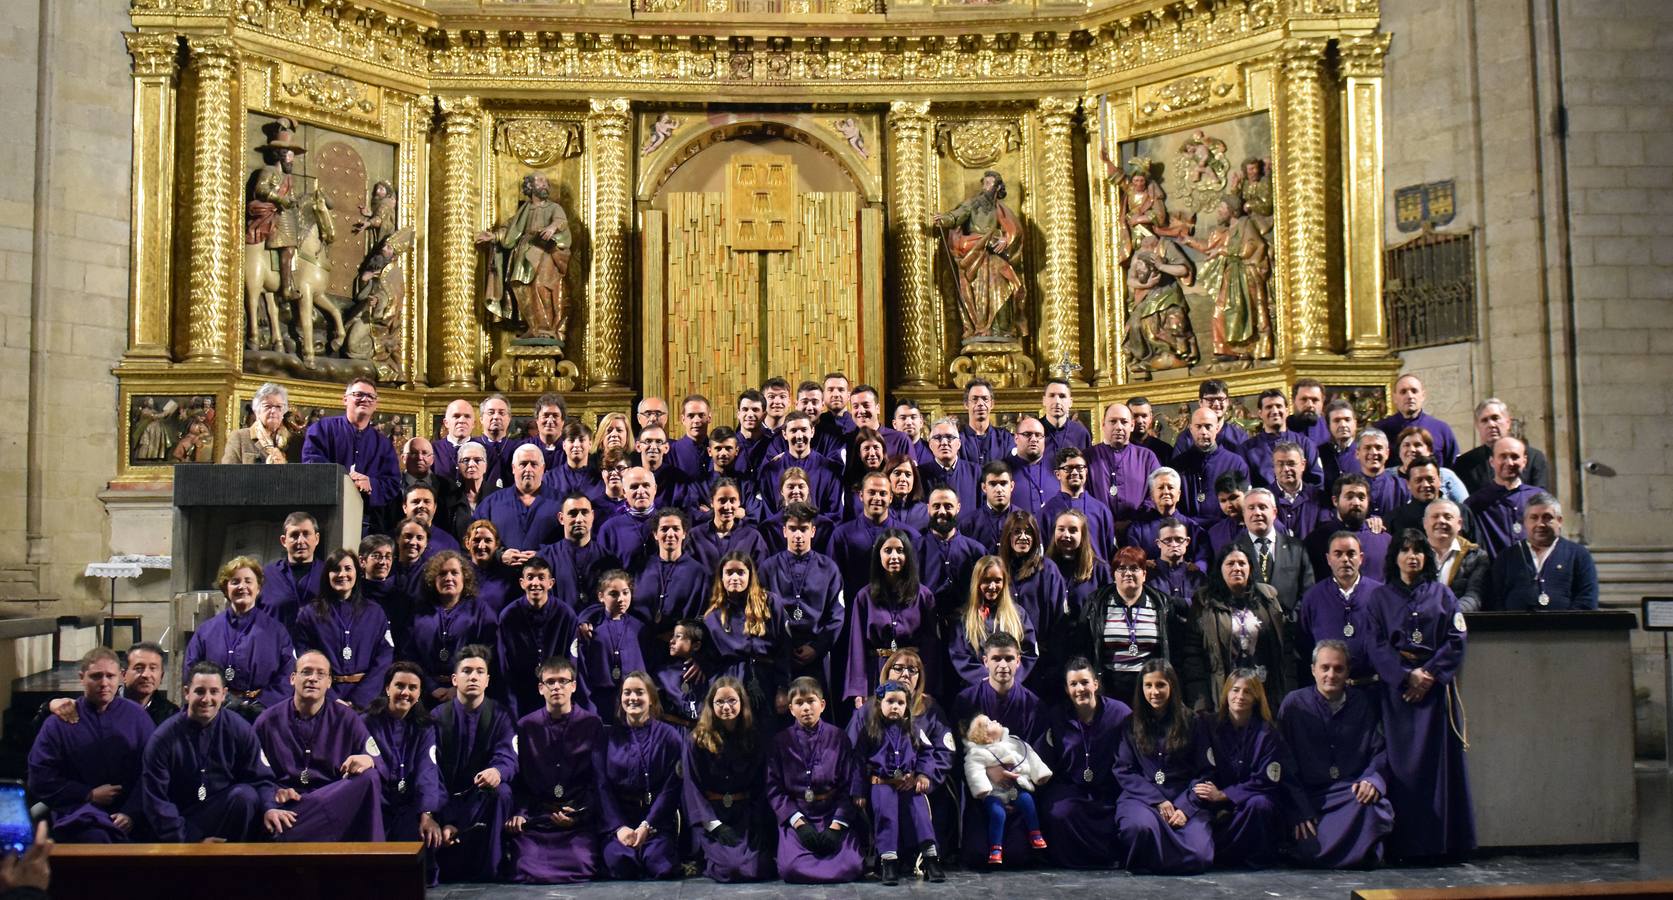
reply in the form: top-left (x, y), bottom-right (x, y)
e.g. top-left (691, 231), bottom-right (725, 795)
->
top-left (933, 170), bottom-right (1027, 344)
top-left (476, 173), bottom-right (573, 344)
top-left (1183, 194), bottom-right (1274, 363)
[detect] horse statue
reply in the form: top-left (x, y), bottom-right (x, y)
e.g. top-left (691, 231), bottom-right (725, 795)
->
top-left (243, 189), bottom-right (346, 366)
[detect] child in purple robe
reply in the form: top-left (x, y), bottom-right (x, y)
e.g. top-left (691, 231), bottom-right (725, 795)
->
top-left (294, 548), bottom-right (394, 710)
top-left (964, 713), bottom-right (1051, 866)
top-left (496, 557), bottom-right (581, 719)
top-left (652, 620), bottom-right (709, 727)
top-left (507, 657), bottom-right (602, 884)
top-left (848, 648), bottom-right (958, 866)
top-left (1038, 658), bottom-right (1131, 868)
top-left (1114, 659), bottom-right (1214, 874)
top-left (595, 671), bottom-right (685, 880)
top-left (853, 681), bottom-right (946, 884)
top-left (682, 676), bottom-right (775, 883)
top-left (701, 552), bottom-right (792, 722)
top-left (252, 650), bottom-right (384, 842)
top-left (28, 648), bottom-right (156, 842)
top-left (766, 677), bottom-right (864, 883)
top-left (576, 569), bottom-right (647, 724)
top-left (759, 503), bottom-right (845, 688)
top-left (183, 556), bottom-right (295, 713)
top-left (362, 663), bottom-right (445, 880)
top-left (1192, 669), bottom-right (1285, 868)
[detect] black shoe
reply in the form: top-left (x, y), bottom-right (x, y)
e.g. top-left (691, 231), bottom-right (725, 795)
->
top-left (921, 854), bottom-right (946, 883)
top-left (879, 858), bottom-right (899, 886)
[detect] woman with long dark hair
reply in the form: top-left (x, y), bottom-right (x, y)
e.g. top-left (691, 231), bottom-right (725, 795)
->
top-left (594, 671), bottom-right (684, 879)
top-left (1179, 546), bottom-right (1291, 712)
top-left (1113, 659), bottom-right (1213, 874)
top-left (294, 547), bottom-right (393, 709)
top-left (1038, 657), bottom-right (1130, 868)
top-left (682, 677), bottom-right (775, 883)
top-left (403, 550), bottom-right (497, 704)
top-left (884, 454), bottom-right (929, 532)
top-left (843, 529), bottom-right (939, 706)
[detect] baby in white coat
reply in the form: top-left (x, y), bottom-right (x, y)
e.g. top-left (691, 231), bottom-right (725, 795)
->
top-left (963, 715), bottom-right (1052, 864)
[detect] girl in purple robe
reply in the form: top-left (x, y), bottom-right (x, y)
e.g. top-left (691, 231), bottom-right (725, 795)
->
top-left (948, 556), bottom-right (1038, 687)
top-left (576, 570), bottom-right (647, 725)
top-left (1367, 529), bottom-right (1474, 861)
top-left (691, 479), bottom-right (770, 567)
top-left (508, 657), bottom-right (602, 884)
top-left (885, 455), bottom-right (930, 533)
top-left (1038, 657), bottom-right (1130, 868)
top-left (843, 530), bottom-right (939, 707)
top-left (1193, 669), bottom-right (1285, 868)
top-left (361, 664), bottom-right (445, 879)
top-left (595, 671), bottom-right (685, 880)
top-left (404, 550), bottom-right (498, 705)
top-left (1048, 509), bottom-right (1113, 622)
top-left (998, 512), bottom-right (1070, 692)
top-left (701, 552), bottom-right (792, 721)
top-left (682, 676), bottom-right (775, 883)
top-left (295, 548), bottom-right (394, 710)
top-left (184, 556), bottom-right (294, 712)
top-left (848, 648), bottom-right (958, 865)
top-left (463, 519), bottom-right (521, 616)
top-left (853, 681), bottom-right (946, 884)
top-left (386, 518), bottom-right (431, 645)
top-left (1114, 659), bottom-right (1214, 874)
top-left (766, 677), bottom-right (864, 883)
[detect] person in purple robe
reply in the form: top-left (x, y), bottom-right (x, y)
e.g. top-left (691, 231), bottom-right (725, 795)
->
top-left (1041, 448), bottom-right (1118, 561)
top-left (1286, 379), bottom-right (1333, 449)
top-left (539, 494), bottom-right (622, 612)
top-left (252, 650), bottom-right (384, 841)
top-left (843, 530), bottom-right (940, 706)
top-left (915, 487), bottom-right (986, 623)
top-left (259, 512), bottom-right (322, 635)
top-left (884, 455), bottom-right (929, 533)
top-left (1148, 518), bottom-right (1208, 607)
top-left (1040, 379), bottom-right (1092, 457)
top-left (1278, 640), bottom-right (1394, 868)
top-left (387, 519), bottom-right (431, 641)
top-left (506, 392), bottom-right (569, 474)
top-left (1366, 530), bottom-right (1474, 860)
top-left (576, 570), bottom-right (647, 724)
top-left (758, 413), bottom-right (845, 518)
top-left (846, 649), bottom-right (958, 861)
top-left (1192, 670), bottom-right (1284, 868)
top-left (651, 619), bottom-right (709, 727)
top-left (1007, 417), bottom-right (1056, 518)
top-left (690, 479), bottom-right (769, 567)
top-left (830, 472), bottom-right (918, 603)
top-left (1126, 396), bottom-right (1176, 466)
top-left (1355, 429), bottom-right (1410, 518)
top-left (683, 676), bottom-right (776, 882)
top-left (1296, 532), bottom-right (1382, 683)
top-left (1170, 380), bottom-right (1251, 455)
top-left (1201, 475), bottom-right (1249, 564)
top-left (1078, 547), bottom-right (1186, 702)
top-left (507, 657), bottom-right (602, 884)
top-left (853, 681), bottom-right (947, 884)
top-left (402, 486), bottom-right (460, 559)
top-left (358, 532), bottom-right (400, 626)
top-left (767, 678), bottom-right (864, 883)
top-left (1465, 436), bottom-right (1542, 559)
top-left (630, 508), bottom-right (713, 656)
top-left (950, 633), bottom-right (1046, 867)
top-left (301, 378), bottom-right (403, 529)
top-left (1376, 374), bottom-right (1461, 468)
top-left (1242, 389), bottom-right (1322, 490)
top-left (184, 556), bottom-right (295, 713)
top-left (403, 551), bottom-right (498, 704)
top-left (664, 394), bottom-right (713, 485)
top-left (957, 379), bottom-right (1013, 468)
top-left (594, 671), bottom-right (684, 879)
top-left (997, 511), bottom-right (1070, 661)
top-left (544, 421), bottom-right (609, 509)
top-left (597, 467), bottom-right (659, 564)
top-left (28, 648), bottom-right (156, 842)
top-left (462, 519), bottom-right (522, 616)
top-left (948, 556), bottom-right (1038, 688)
top-left (921, 418), bottom-right (983, 513)
top-left (432, 646), bottom-right (519, 882)
top-left (293, 548), bottom-right (393, 710)
top-left (958, 462), bottom-right (1019, 552)
top-left (760, 503), bottom-right (846, 688)
top-left (1319, 399), bottom-right (1363, 492)
top-left (1049, 508), bottom-right (1114, 619)
top-left (1173, 408), bottom-right (1253, 526)
top-left (468, 394), bottom-right (518, 491)
top-left (838, 427), bottom-right (891, 515)
top-left (1113, 659), bottom-right (1214, 874)
top-left (498, 557), bottom-right (581, 719)
top-left (430, 398), bottom-right (477, 482)
top-left (361, 664), bottom-right (445, 865)
top-left (701, 552), bottom-right (792, 720)
top-left (1038, 659), bottom-right (1131, 868)
top-left (679, 427), bottom-right (763, 517)
top-left (1086, 402), bottom-right (1163, 526)
top-left (142, 663), bottom-right (284, 842)
top-left (759, 471), bottom-right (837, 558)
top-left (1305, 473), bottom-right (1392, 583)
top-left (1271, 442), bottom-right (1329, 541)
top-left (474, 445), bottom-right (563, 551)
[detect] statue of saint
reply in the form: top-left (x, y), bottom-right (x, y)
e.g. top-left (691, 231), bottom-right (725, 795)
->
top-left (933, 170), bottom-right (1027, 344)
top-left (1124, 233), bottom-right (1199, 373)
top-left (476, 173), bottom-right (573, 344)
top-left (1184, 195), bottom-right (1274, 362)
top-left (1229, 156), bottom-right (1274, 237)
top-left (352, 180), bottom-right (397, 250)
top-left (245, 118), bottom-right (307, 303)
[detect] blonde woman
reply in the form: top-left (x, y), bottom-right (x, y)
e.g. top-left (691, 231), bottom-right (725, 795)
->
top-left (948, 555), bottom-right (1037, 688)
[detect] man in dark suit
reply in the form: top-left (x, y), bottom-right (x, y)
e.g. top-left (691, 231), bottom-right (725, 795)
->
top-left (1456, 398), bottom-right (1552, 496)
top-left (1233, 488), bottom-right (1316, 619)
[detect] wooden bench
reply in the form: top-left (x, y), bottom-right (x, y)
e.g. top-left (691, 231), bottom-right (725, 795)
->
top-left (49, 841), bottom-right (425, 900)
top-left (1355, 882), bottom-right (1673, 900)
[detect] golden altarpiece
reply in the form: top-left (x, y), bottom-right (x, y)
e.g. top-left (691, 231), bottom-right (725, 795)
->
top-left (113, 0), bottom-right (1396, 481)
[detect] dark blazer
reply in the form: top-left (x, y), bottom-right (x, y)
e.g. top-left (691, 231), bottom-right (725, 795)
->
top-left (1456, 443), bottom-right (1552, 497)
top-left (1234, 528), bottom-right (1316, 617)
top-left (1441, 537), bottom-right (1492, 612)
top-left (1488, 538), bottom-right (1598, 611)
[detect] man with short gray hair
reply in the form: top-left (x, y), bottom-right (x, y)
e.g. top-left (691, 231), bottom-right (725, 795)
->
top-left (1487, 494), bottom-right (1597, 611)
top-left (1455, 398), bottom-right (1551, 496)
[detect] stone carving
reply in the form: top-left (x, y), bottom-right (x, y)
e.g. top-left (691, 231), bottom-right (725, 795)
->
top-left (279, 69), bottom-right (378, 118)
top-left (933, 170), bottom-right (1026, 345)
top-left (496, 118), bottom-right (583, 167)
top-left (242, 117), bottom-right (346, 365)
top-left (936, 120), bottom-right (1022, 168)
top-left (641, 112), bottom-right (680, 155)
top-left (477, 172), bottom-right (574, 346)
top-left (130, 396), bottom-right (217, 467)
top-left (1182, 194), bottom-right (1274, 367)
top-left (830, 117), bottom-right (869, 158)
top-left (1117, 156), bottom-right (1199, 374)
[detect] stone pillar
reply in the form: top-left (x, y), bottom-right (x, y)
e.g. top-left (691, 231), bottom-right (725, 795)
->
top-left (1279, 38), bottom-right (1332, 357)
top-left (1035, 96), bottom-right (1081, 383)
top-left (1339, 34), bottom-right (1392, 356)
top-left (124, 32), bottom-right (178, 361)
top-left (585, 98), bottom-right (633, 390)
top-left (182, 37), bottom-right (239, 365)
top-left (435, 95), bottom-right (483, 389)
top-left (887, 100), bottom-right (938, 389)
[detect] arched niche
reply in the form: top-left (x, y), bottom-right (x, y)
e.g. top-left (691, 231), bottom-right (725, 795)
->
top-left (637, 113), bottom-right (883, 205)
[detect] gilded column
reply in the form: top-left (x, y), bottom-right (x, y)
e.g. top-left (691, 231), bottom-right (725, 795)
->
top-left (125, 32), bottom-right (178, 361)
top-left (586, 98), bottom-right (633, 390)
top-left (182, 37), bottom-right (239, 365)
top-left (1035, 96), bottom-right (1081, 382)
top-left (1340, 35), bottom-right (1392, 356)
top-left (1279, 39), bottom-right (1332, 357)
top-left (888, 100), bottom-right (937, 389)
top-left (435, 95), bottom-right (482, 389)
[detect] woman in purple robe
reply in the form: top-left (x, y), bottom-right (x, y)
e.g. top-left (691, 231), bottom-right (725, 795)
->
top-left (842, 529), bottom-right (939, 707)
top-left (575, 570), bottom-right (646, 724)
top-left (403, 550), bottom-right (498, 705)
top-left (1367, 529), bottom-right (1474, 861)
top-left (839, 428), bottom-right (890, 516)
top-left (701, 552), bottom-right (791, 719)
top-left (463, 519), bottom-right (521, 616)
top-left (508, 657), bottom-right (602, 884)
top-left (947, 556), bottom-right (1038, 688)
top-left (847, 648), bottom-right (958, 862)
top-left (998, 511), bottom-right (1070, 693)
top-left (183, 555), bottom-right (294, 711)
top-left (851, 681), bottom-right (947, 884)
top-left (1193, 669), bottom-right (1284, 868)
top-left (294, 548), bottom-right (393, 710)
top-left (1114, 659), bottom-right (1214, 874)
top-left (1048, 509), bottom-right (1113, 621)
top-left (691, 479), bottom-right (770, 566)
top-left (682, 676), bottom-right (775, 882)
top-left (594, 671), bottom-right (685, 880)
top-left (386, 518), bottom-right (431, 644)
top-left (361, 663), bottom-right (444, 876)
top-left (1037, 657), bottom-right (1130, 868)
top-left (885, 454), bottom-right (930, 533)
top-left (766, 678), bottom-right (864, 883)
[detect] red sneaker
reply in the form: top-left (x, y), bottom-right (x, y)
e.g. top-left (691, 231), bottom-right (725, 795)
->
top-left (987, 845), bottom-right (1004, 865)
top-left (1029, 830), bottom-right (1048, 850)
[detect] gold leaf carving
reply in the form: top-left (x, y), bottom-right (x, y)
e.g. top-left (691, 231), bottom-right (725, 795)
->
top-left (935, 120), bottom-right (1021, 169)
top-left (495, 118), bottom-right (584, 167)
top-left (278, 67), bottom-right (380, 122)
top-left (1135, 63), bottom-right (1244, 121)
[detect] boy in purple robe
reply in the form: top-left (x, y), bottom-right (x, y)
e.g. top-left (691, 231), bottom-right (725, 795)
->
top-left (432, 645), bottom-right (520, 881)
top-left (508, 657), bottom-right (602, 884)
top-left (952, 634), bottom-right (1046, 867)
top-left (958, 462), bottom-right (1018, 552)
top-left (1278, 640), bottom-right (1394, 868)
top-left (1040, 447), bottom-right (1118, 560)
top-left (651, 620), bottom-right (709, 726)
top-left (595, 671), bottom-right (685, 879)
top-left (497, 558), bottom-right (580, 719)
top-left (362, 663), bottom-right (445, 870)
top-left (760, 504), bottom-right (846, 687)
top-left (758, 413), bottom-right (845, 518)
top-left (141, 663), bottom-right (283, 842)
top-left (28, 648), bottom-right (156, 842)
top-left (184, 556), bottom-right (295, 712)
top-left (628, 509), bottom-right (712, 652)
top-left (767, 678), bottom-right (864, 883)
top-left (252, 650), bottom-right (384, 841)
top-left (260, 512), bottom-right (323, 634)
top-left (1038, 659), bottom-right (1131, 868)
top-left (576, 570), bottom-right (647, 724)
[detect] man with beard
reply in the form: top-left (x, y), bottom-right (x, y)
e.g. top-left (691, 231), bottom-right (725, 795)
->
top-left (476, 173), bottom-right (572, 342)
top-left (1286, 378), bottom-right (1332, 449)
top-left (252, 650), bottom-right (384, 841)
top-left (1085, 402), bottom-right (1161, 525)
top-left (1305, 474), bottom-right (1391, 584)
top-left (1040, 447), bottom-right (1116, 561)
top-left (914, 487), bottom-right (988, 623)
top-left (245, 117), bottom-right (306, 303)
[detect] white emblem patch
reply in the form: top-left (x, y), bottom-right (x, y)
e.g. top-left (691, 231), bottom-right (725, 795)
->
top-left (942, 732), bottom-right (956, 752)
top-left (384, 630), bottom-right (394, 647)
top-left (429, 745), bottom-right (438, 765)
top-left (512, 735), bottom-right (520, 755)
top-left (260, 750), bottom-right (270, 768)
top-left (570, 639), bottom-right (579, 658)
top-left (1454, 612), bottom-right (1467, 633)
top-left (1206, 747), bottom-right (1215, 766)
top-left (917, 728), bottom-right (931, 748)
top-left (366, 737), bottom-right (381, 758)
top-left (1265, 761), bottom-right (1282, 783)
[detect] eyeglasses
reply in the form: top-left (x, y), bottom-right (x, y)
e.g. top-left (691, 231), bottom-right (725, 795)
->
top-left (542, 677), bottom-right (576, 687)
top-left (888, 664), bottom-right (921, 676)
top-left (346, 391), bottom-right (378, 402)
top-left (1057, 464), bottom-right (1088, 473)
top-left (363, 551), bottom-right (394, 561)
top-left (459, 457), bottom-right (485, 465)
top-left (639, 410), bottom-right (668, 419)
top-left (1157, 536), bottom-right (1189, 545)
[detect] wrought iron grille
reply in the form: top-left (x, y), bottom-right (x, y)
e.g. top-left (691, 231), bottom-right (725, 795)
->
top-left (1383, 229), bottom-right (1478, 350)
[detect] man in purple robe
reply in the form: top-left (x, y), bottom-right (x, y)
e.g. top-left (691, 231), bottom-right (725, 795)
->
top-left (1295, 534), bottom-right (1381, 683)
top-left (1006, 417), bottom-right (1055, 518)
top-left (1040, 447), bottom-right (1117, 560)
top-left (830, 472), bottom-right (917, 601)
top-left (1173, 408), bottom-right (1252, 526)
top-left (762, 504), bottom-right (847, 686)
top-left (1466, 436), bottom-right (1542, 559)
top-left (539, 493), bottom-right (621, 608)
top-left (1242, 389), bottom-right (1322, 490)
top-left (1085, 402), bottom-right (1162, 525)
top-left (920, 418), bottom-right (982, 512)
top-left (433, 646), bottom-right (519, 882)
top-left (953, 634), bottom-right (1043, 743)
top-left (39, 641), bottom-right (178, 729)
top-left (849, 384), bottom-right (913, 460)
top-left (29, 648), bottom-right (156, 842)
top-left (431, 398), bottom-right (477, 481)
top-left (475, 444), bottom-right (563, 551)
top-left (301, 377), bottom-right (402, 528)
top-left (543, 422), bottom-right (608, 512)
top-left (1319, 399), bottom-right (1363, 492)
top-left (1305, 474), bottom-right (1392, 583)
top-left (734, 389), bottom-right (774, 479)
top-left (676, 428), bottom-right (761, 517)
top-left (1286, 379), bottom-right (1333, 450)
top-left (1278, 640), bottom-right (1394, 868)
top-left (1171, 380), bottom-right (1251, 454)
top-left (403, 486), bottom-right (460, 557)
top-left (260, 512), bottom-right (321, 634)
top-left (1127, 396), bottom-right (1175, 465)
top-left (141, 663), bottom-right (283, 842)
top-left (956, 379), bottom-right (1013, 468)
top-left (667, 394), bottom-right (713, 484)
top-left (758, 412), bottom-right (845, 518)
top-left (470, 394), bottom-right (516, 492)
top-left (1354, 429), bottom-right (1409, 517)
top-left (629, 509), bottom-right (712, 651)
top-left (597, 467), bottom-right (658, 565)
top-left (507, 657), bottom-right (602, 884)
top-left (767, 678), bottom-right (864, 883)
top-left (1271, 441), bottom-right (1329, 542)
top-left (498, 558), bottom-right (581, 718)
top-left (1041, 379), bottom-right (1092, 458)
top-left (509, 394), bottom-right (567, 472)
top-left (959, 462), bottom-right (1019, 552)
top-left (252, 650), bottom-right (383, 841)
top-left (1376, 374), bottom-right (1461, 467)
top-left (915, 487), bottom-right (987, 621)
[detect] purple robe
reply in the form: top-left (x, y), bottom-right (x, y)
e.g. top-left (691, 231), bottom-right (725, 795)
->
top-left (914, 531), bottom-right (986, 618)
top-left (576, 615), bottom-right (647, 725)
top-left (1009, 561), bottom-right (1070, 645)
top-left (703, 596), bottom-right (792, 708)
top-left (1241, 430), bottom-right (1322, 490)
top-left (758, 451), bottom-right (845, 517)
top-left (497, 597), bottom-right (580, 719)
top-left (1173, 445), bottom-right (1252, 525)
top-left (253, 700), bottom-right (384, 841)
top-left (958, 424), bottom-right (1013, 468)
top-left (434, 698), bottom-right (519, 881)
top-left (1376, 411), bottom-right (1460, 468)
top-left (540, 539), bottom-right (620, 610)
top-left (1173, 419), bottom-right (1251, 454)
top-left (651, 658), bottom-right (708, 726)
top-left (760, 550), bottom-right (845, 682)
top-left (471, 558), bottom-right (522, 617)
top-left (475, 488), bottom-right (562, 550)
top-left (1277, 686), bottom-right (1395, 868)
top-left (828, 513), bottom-right (916, 601)
top-left (302, 415), bottom-right (402, 509)
top-left (141, 711), bottom-right (277, 842)
top-left (260, 558), bottom-right (321, 635)
top-left (953, 681), bottom-right (1043, 744)
top-left (1204, 516), bottom-right (1245, 564)
top-left (595, 718), bottom-right (685, 880)
top-left (1113, 716), bottom-right (1214, 874)
top-left (362, 710), bottom-right (445, 846)
top-left (1008, 455), bottom-right (1057, 519)
top-left (1040, 492), bottom-right (1117, 560)
top-left (1125, 511), bottom-right (1210, 572)
top-left (1364, 469), bottom-right (1410, 518)
top-left (509, 706), bottom-right (603, 884)
top-left (1043, 417), bottom-right (1092, 458)
top-left (683, 731), bottom-right (775, 882)
top-left (183, 607), bottom-right (294, 709)
top-left (1086, 442), bottom-right (1162, 524)
top-left (947, 609), bottom-right (1039, 688)
top-left (958, 503), bottom-right (1015, 553)
top-left (629, 552), bottom-right (712, 634)
top-left (597, 509), bottom-right (654, 566)
top-left (759, 510), bottom-right (836, 557)
top-left (1197, 716), bottom-right (1284, 868)
top-left (1275, 486), bottom-right (1330, 542)
top-left (1306, 519), bottom-right (1391, 586)
top-left (293, 599), bottom-right (395, 708)
top-left (666, 435), bottom-right (711, 485)
top-left (1148, 559), bottom-right (1207, 608)
top-left (766, 720), bottom-right (864, 883)
top-left (1038, 698), bottom-right (1131, 868)
top-left (403, 598), bottom-right (498, 695)
top-left (469, 435), bottom-right (518, 493)
top-left (1058, 557), bottom-right (1113, 620)
top-left (1466, 482), bottom-right (1541, 559)
top-left (920, 459), bottom-right (982, 513)
top-left (1289, 413), bottom-right (1333, 450)
top-left (843, 584), bottom-right (939, 702)
top-left (1365, 578), bottom-right (1474, 859)
top-left (853, 720), bottom-right (936, 856)
top-left (887, 498), bottom-right (930, 533)
top-left (691, 521), bottom-right (770, 569)
top-left (432, 437), bottom-right (472, 481)
top-left (29, 696), bottom-right (155, 842)
top-left (1295, 576), bottom-right (1382, 681)
top-left (1321, 441), bottom-right (1362, 492)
